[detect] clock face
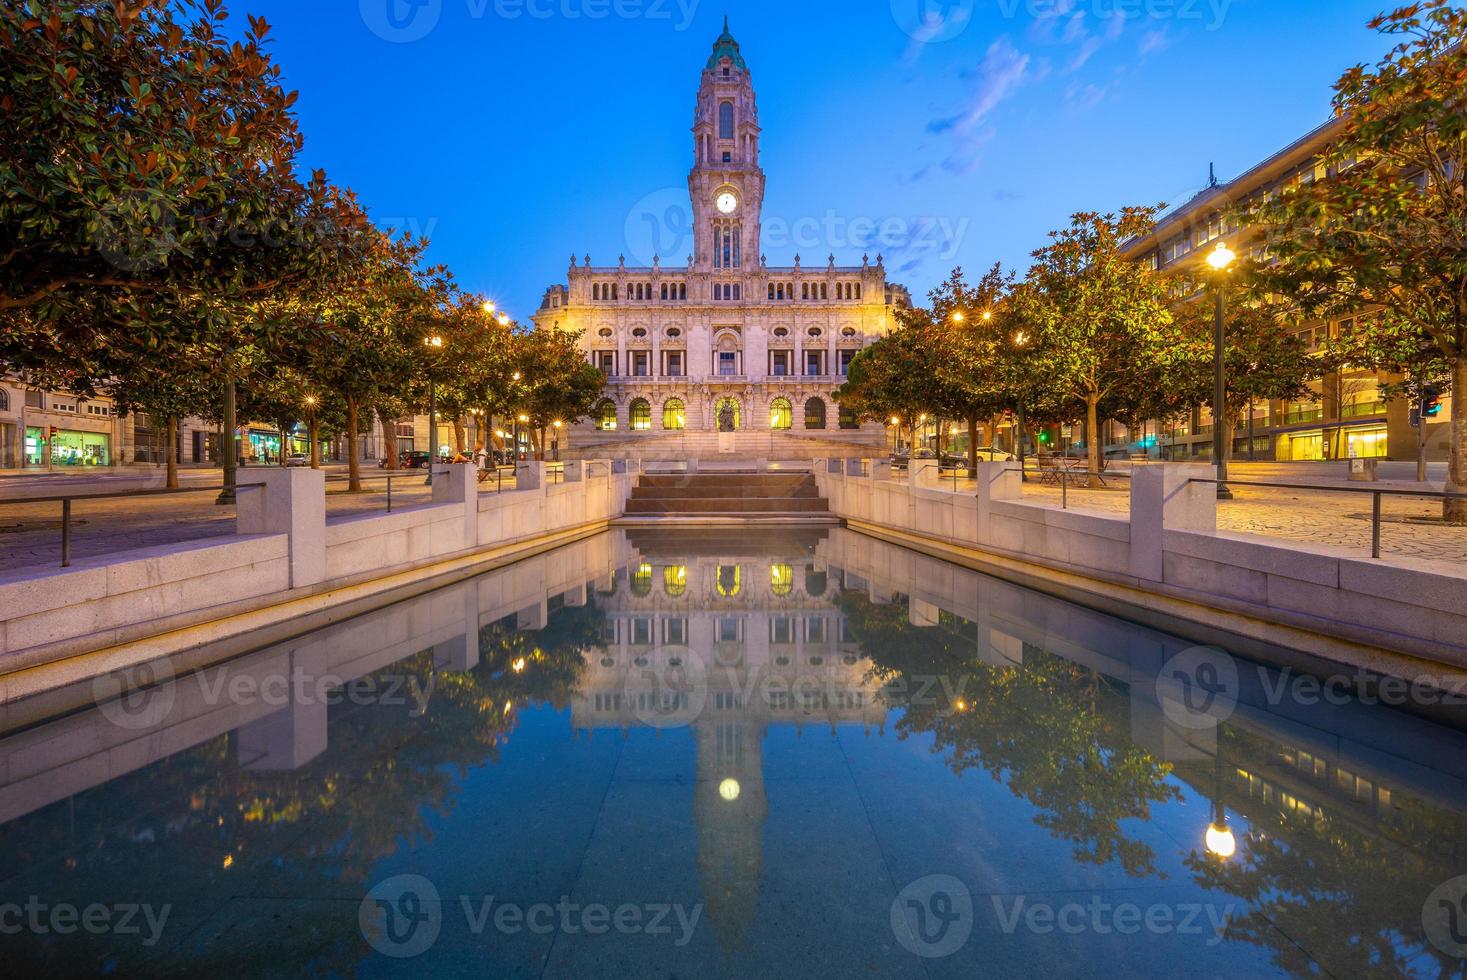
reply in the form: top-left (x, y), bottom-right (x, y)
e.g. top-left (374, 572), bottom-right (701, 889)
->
top-left (716, 191), bottom-right (738, 214)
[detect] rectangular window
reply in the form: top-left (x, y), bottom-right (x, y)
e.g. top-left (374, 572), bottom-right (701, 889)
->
top-left (25, 390), bottom-right (43, 409)
top-left (632, 619), bottom-right (652, 646)
top-left (806, 352), bottom-right (823, 376)
top-left (772, 351), bottom-right (790, 376)
top-left (719, 352), bottom-right (737, 376)
top-left (664, 352), bottom-right (684, 377)
top-left (597, 351), bottom-right (616, 375)
top-left (718, 617), bottom-right (740, 642)
top-left (632, 352), bottom-right (649, 377)
top-left (665, 619), bottom-right (688, 645)
top-left (839, 350), bottom-right (856, 375)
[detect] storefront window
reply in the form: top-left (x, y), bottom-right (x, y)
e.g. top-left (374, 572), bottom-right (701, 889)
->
top-left (26, 428), bottom-right (111, 466)
top-left (1346, 427), bottom-right (1389, 459)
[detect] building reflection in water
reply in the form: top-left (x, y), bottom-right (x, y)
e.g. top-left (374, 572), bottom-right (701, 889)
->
top-left (0, 528), bottom-right (1466, 976)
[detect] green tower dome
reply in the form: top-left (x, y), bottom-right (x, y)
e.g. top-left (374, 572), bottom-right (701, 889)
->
top-left (706, 16), bottom-right (747, 70)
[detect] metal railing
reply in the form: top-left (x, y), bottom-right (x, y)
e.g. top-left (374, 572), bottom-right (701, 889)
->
top-left (0, 482), bottom-right (249, 569)
top-left (1186, 477), bottom-right (1467, 559)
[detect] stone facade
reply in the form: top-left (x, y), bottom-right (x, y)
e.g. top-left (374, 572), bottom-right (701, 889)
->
top-left (532, 22), bottom-right (909, 461)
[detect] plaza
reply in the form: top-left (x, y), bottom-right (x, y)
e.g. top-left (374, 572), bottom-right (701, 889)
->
top-left (3, 4), bottom-right (1467, 979)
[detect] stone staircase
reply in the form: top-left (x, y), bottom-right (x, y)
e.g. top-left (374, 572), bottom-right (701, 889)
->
top-left (619, 472), bottom-right (836, 522)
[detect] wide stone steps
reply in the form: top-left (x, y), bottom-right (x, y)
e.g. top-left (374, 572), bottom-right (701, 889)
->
top-left (621, 473), bottom-right (834, 520)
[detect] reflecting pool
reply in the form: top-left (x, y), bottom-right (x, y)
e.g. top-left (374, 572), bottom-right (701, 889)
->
top-left (2, 528), bottom-right (1466, 978)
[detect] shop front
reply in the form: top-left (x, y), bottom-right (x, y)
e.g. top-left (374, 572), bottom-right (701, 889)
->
top-left (0, 422), bottom-right (16, 468)
top-left (246, 429), bottom-right (282, 464)
top-left (25, 427), bottom-right (111, 466)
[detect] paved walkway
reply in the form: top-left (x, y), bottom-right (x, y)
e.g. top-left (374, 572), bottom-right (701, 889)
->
top-left (1017, 482), bottom-right (1467, 565)
top-left (0, 474), bottom-right (475, 573)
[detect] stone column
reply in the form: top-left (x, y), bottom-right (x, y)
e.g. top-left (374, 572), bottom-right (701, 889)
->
top-left (974, 461), bottom-right (1022, 545)
top-left (235, 467), bottom-right (325, 589)
top-left (1130, 463), bottom-right (1217, 583)
top-left (432, 461), bottom-right (479, 549)
top-left (516, 461), bottom-right (547, 491)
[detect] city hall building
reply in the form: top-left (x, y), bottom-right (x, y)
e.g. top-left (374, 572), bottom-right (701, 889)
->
top-left (532, 22), bottom-right (909, 460)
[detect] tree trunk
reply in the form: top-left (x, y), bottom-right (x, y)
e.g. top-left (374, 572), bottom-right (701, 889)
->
top-left (165, 417), bottom-right (179, 489)
top-left (380, 415), bottom-right (398, 470)
top-left (310, 418), bottom-right (321, 469)
top-left (1086, 395), bottom-right (1102, 489)
top-left (1447, 356), bottom-right (1467, 523)
top-left (279, 423), bottom-right (289, 466)
top-left (453, 418), bottom-right (466, 454)
top-left (347, 397), bottom-right (362, 493)
top-left (967, 414), bottom-right (979, 476)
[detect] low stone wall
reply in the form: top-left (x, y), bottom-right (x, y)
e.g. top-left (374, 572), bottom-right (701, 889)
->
top-left (817, 460), bottom-right (1467, 666)
top-left (0, 462), bottom-right (633, 673)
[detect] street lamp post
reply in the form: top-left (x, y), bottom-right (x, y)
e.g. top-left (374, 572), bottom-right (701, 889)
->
top-left (305, 396), bottom-right (320, 470)
top-left (1206, 242), bottom-right (1237, 501)
top-left (216, 360), bottom-right (237, 506)
top-left (424, 334), bottom-right (443, 486)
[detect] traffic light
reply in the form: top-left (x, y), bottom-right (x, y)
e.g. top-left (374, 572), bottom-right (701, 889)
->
top-left (1422, 386), bottom-right (1444, 418)
top-left (48, 426), bottom-right (58, 438)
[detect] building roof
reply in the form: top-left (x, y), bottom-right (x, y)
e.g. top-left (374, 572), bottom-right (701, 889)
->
top-left (706, 16), bottom-right (747, 70)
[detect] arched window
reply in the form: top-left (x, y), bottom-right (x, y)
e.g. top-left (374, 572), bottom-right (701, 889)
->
top-left (717, 565), bottom-right (742, 598)
top-left (664, 565), bottom-right (688, 598)
top-left (662, 398), bottom-right (686, 430)
top-left (629, 399), bottom-right (652, 431)
top-left (0, 387), bottom-right (8, 413)
top-left (719, 101), bottom-right (734, 139)
top-left (839, 407), bottom-right (860, 430)
top-left (770, 397), bottom-right (793, 431)
top-left (595, 400), bottom-right (618, 431)
top-left (631, 563), bottom-right (654, 597)
top-left (805, 566), bottom-right (828, 597)
top-left (804, 398), bottom-right (827, 430)
top-left (770, 564), bottom-right (794, 597)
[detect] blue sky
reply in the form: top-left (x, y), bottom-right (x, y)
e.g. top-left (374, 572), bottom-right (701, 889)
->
top-left (241, 0), bottom-right (1397, 317)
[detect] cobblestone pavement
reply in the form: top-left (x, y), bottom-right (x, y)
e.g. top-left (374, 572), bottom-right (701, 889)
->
top-left (1017, 483), bottom-right (1467, 565)
top-left (0, 475), bottom-right (523, 574)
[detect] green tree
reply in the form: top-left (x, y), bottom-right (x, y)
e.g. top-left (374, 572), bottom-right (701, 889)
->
top-left (514, 327), bottom-right (605, 460)
top-left (1249, 0), bottom-right (1467, 518)
top-left (1016, 208), bottom-right (1179, 485)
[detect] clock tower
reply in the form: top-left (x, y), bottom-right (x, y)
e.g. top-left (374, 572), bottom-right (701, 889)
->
top-left (689, 18), bottom-right (764, 274)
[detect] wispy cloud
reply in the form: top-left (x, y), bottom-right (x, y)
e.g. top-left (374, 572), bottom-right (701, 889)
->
top-left (928, 37), bottom-right (1030, 136)
top-left (1139, 28), bottom-right (1172, 57)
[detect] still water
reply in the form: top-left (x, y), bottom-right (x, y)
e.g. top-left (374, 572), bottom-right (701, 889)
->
top-left (1, 528), bottom-right (1465, 978)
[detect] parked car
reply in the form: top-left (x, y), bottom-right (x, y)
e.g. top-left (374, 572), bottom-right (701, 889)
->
top-left (385, 451), bottom-right (432, 470)
top-left (285, 453), bottom-right (311, 467)
top-left (890, 448), bottom-right (939, 470)
top-left (971, 447), bottom-right (1015, 463)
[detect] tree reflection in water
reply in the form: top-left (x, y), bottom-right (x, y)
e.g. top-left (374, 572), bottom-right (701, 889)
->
top-left (0, 597), bottom-right (607, 975)
top-left (837, 590), bottom-right (1179, 878)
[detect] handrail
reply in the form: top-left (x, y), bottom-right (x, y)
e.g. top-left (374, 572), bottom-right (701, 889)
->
top-left (1191, 476), bottom-right (1465, 560)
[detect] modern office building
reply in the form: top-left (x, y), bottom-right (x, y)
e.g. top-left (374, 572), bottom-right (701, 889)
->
top-left (1120, 118), bottom-right (1452, 463)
